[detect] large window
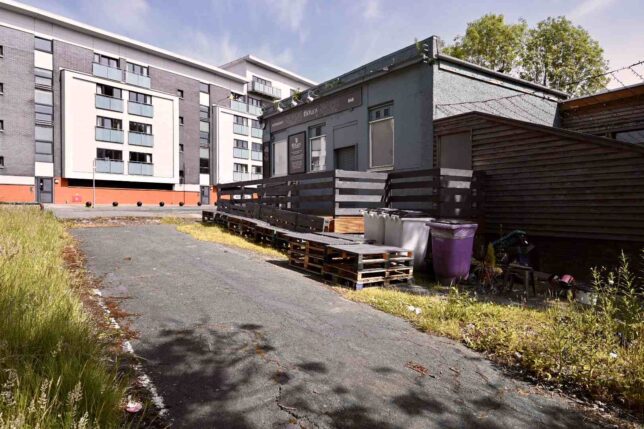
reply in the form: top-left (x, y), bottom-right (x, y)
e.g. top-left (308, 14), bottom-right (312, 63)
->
top-left (200, 105), bottom-right (210, 120)
top-left (234, 163), bottom-right (248, 172)
top-left (234, 115), bottom-right (248, 126)
top-left (35, 68), bottom-right (53, 87)
top-left (129, 91), bottom-right (151, 104)
top-left (34, 89), bottom-right (52, 105)
top-left (97, 84), bottom-right (122, 98)
top-left (252, 76), bottom-right (271, 86)
top-left (199, 82), bottom-right (209, 94)
top-left (129, 121), bottom-right (152, 134)
top-left (129, 151), bottom-right (152, 163)
top-left (96, 148), bottom-right (122, 160)
top-left (272, 139), bottom-right (287, 177)
top-left (614, 129), bottom-right (644, 145)
top-left (35, 88), bottom-right (53, 124)
top-left (35, 125), bottom-right (53, 162)
top-left (34, 37), bottom-right (52, 53)
top-left (368, 103), bottom-right (394, 169)
top-left (200, 157), bottom-right (210, 174)
top-left (234, 139), bottom-right (248, 150)
top-left (127, 62), bottom-right (148, 76)
top-left (309, 124), bottom-right (326, 172)
top-left (97, 116), bottom-right (122, 129)
top-left (94, 53), bottom-right (119, 68)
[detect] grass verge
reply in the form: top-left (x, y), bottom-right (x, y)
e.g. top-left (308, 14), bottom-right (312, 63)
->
top-left (341, 261), bottom-right (643, 417)
top-left (0, 207), bottom-right (127, 428)
top-left (176, 223), bottom-right (286, 259)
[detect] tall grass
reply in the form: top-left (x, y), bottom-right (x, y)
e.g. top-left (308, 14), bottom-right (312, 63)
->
top-left (343, 253), bottom-right (644, 414)
top-left (0, 207), bottom-right (126, 428)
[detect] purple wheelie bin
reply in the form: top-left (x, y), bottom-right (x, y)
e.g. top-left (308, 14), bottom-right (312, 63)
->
top-left (427, 220), bottom-right (478, 285)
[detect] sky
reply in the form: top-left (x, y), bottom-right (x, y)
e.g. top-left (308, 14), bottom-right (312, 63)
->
top-left (19, 0), bottom-right (644, 89)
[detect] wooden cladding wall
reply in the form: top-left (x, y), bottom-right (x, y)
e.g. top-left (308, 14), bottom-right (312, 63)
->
top-left (434, 112), bottom-right (644, 242)
top-left (559, 95), bottom-right (644, 136)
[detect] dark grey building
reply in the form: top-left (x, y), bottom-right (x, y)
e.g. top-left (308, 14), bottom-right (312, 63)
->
top-left (261, 36), bottom-right (567, 177)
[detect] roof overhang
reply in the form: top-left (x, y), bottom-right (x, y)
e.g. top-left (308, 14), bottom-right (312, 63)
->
top-left (221, 55), bottom-right (316, 87)
top-left (559, 82), bottom-right (644, 110)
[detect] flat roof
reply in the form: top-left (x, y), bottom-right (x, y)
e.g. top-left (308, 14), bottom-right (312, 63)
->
top-left (559, 81), bottom-right (644, 110)
top-left (220, 54), bottom-right (317, 87)
top-left (0, 0), bottom-right (247, 84)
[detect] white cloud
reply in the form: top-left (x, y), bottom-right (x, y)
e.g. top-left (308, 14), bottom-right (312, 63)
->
top-left (266, 0), bottom-right (309, 42)
top-left (568, 0), bottom-right (616, 20)
top-left (363, 0), bottom-right (382, 21)
top-left (171, 31), bottom-right (243, 65)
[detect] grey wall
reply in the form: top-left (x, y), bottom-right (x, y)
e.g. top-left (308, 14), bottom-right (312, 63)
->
top-left (150, 68), bottom-right (201, 185)
top-left (0, 25), bottom-right (35, 177)
top-left (268, 63), bottom-right (435, 174)
top-left (54, 40), bottom-right (93, 177)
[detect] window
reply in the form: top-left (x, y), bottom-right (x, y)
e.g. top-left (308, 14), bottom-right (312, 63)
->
top-left (36, 125), bottom-right (53, 162)
top-left (251, 119), bottom-right (261, 129)
top-left (127, 62), bottom-right (148, 76)
top-left (231, 92), bottom-right (244, 102)
top-left (248, 96), bottom-right (263, 108)
top-left (34, 89), bottom-right (52, 105)
top-left (200, 105), bottom-right (209, 120)
top-left (200, 147), bottom-right (209, 159)
top-left (129, 151), bottom-right (152, 163)
top-left (35, 125), bottom-right (53, 141)
top-left (199, 82), bottom-right (209, 93)
top-left (93, 53), bottom-right (119, 68)
top-left (252, 142), bottom-right (262, 152)
top-left (35, 68), bottom-right (53, 87)
top-left (128, 91), bottom-right (151, 104)
top-left (272, 139), bottom-right (287, 176)
top-left (0, 46), bottom-right (3, 57)
top-left (34, 37), bottom-right (52, 53)
top-left (252, 165), bottom-right (262, 174)
top-left (0, 83), bottom-right (4, 94)
top-left (614, 129), bottom-right (644, 145)
top-left (309, 125), bottom-right (326, 172)
top-left (234, 163), bottom-right (248, 173)
top-left (200, 121), bottom-right (210, 146)
top-left (96, 84), bottom-right (122, 98)
top-left (0, 156), bottom-right (4, 168)
top-left (233, 115), bottom-right (248, 126)
top-left (200, 157), bottom-right (209, 174)
top-left (177, 89), bottom-right (184, 98)
top-left (35, 104), bottom-right (53, 123)
top-left (179, 143), bottom-right (184, 152)
top-left (96, 117), bottom-right (122, 130)
top-left (234, 139), bottom-right (248, 149)
top-left (129, 121), bottom-right (152, 134)
top-left (96, 148), bottom-right (122, 160)
top-left (0, 120), bottom-right (3, 131)
top-left (252, 76), bottom-right (271, 86)
top-left (179, 116), bottom-right (184, 126)
top-left (368, 103), bottom-right (394, 168)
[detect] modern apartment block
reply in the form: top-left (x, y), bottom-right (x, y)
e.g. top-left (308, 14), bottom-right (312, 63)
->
top-left (217, 56), bottom-right (315, 183)
top-left (0, 0), bottom-right (313, 204)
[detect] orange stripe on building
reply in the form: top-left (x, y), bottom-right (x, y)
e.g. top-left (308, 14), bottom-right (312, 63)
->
top-left (0, 184), bottom-right (36, 203)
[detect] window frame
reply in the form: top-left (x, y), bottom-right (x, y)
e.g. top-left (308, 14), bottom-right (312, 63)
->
top-left (129, 121), bottom-right (152, 134)
top-left (177, 89), bottom-right (184, 98)
top-left (34, 37), bottom-right (53, 53)
top-left (96, 116), bottom-right (122, 130)
top-left (35, 68), bottom-right (53, 87)
top-left (127, 62), bottom-right (149, 77)
top-left (368, 103), bottom-right (395, 170)
top-left (128, 91), bottom-right (151, 105)
top-left (129, 151), bottom-right (152, 164)
top-left (93, 53), bottom-right (119, 68)
top-left (96, 148), bottom-right (122, 161)
top-left (199, 82), bottom-right (209, 94)
top-left (308, 125), bottom-right (327, 172)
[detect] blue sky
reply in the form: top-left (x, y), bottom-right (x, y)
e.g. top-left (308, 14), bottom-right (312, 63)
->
top-left (20, 0), bottom-right (644, 88)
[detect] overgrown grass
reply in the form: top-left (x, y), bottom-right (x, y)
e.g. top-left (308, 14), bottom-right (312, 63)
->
top-left (342, 255), bottom-right (644, 415)
top-left (177, 223), bottom-right (286, 259)
top-left (0, 207), bottom-right (127, 428)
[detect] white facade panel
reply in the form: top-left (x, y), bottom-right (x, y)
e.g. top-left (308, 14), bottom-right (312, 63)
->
top-left (34, 162), bottom-right (54, 177)
top-left (199, 92), bottom-right (210, 106)
top-left (34, 50), bottom-right (52, 70)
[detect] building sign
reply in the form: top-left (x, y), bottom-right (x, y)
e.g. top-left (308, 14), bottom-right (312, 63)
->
top-left (288, 132), bottom-right (306, 174)
top-left (270, 87), bottom-right (362, 132)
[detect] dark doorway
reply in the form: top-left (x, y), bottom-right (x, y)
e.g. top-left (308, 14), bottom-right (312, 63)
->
top-left (36, 177), bottom-right (53, 203)
top-left (200, 186), bottom-right (210, 205)
top-left (335, 146), bottom-right (356, 170)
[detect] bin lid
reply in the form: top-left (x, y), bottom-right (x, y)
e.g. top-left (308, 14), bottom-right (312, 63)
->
top-left (427, 219), bottom-right (478, 230)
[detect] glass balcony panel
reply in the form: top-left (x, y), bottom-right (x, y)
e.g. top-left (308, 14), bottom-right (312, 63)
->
top-left (251, 127), bottom-right (263, 139)
top-left (95, 94), bottom-right (124, 112)
top-left (251, 173), bottom-right (263, 180)
top-left (128, 162), bottom-right (153, 176)
top-left (233, 124), bottom-right (249, 135)
top-left (128, 101), bottom-right (154, 118)
top-left (250, 81), bottom-right (281, 98)
top-left (95, 127), bottom-right (124, 143)
top-left (251, 151), bottom-right (262, 161)
top-left (125, 71), bottom-right (151, 88)
top-left (230, 100), bottom-right (248, 113)
top-left (233, 148), bottom-right (249, 159)
top-left (128, 132), bottom-right (154, 147)
top-left (92, 63), bottom-right (122, 81)
top-left (248, 104), bottom-right (263, 116)
top-left (96, 159), bottom-right (123, 174)
top-left (233, 172), bottom-right (249, 181)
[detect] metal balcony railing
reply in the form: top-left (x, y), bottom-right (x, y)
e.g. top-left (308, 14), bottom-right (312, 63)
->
top-left (92, 63), bottom-right (122, 81)
top-left (125, 71), bottom-right (151, 88)
top-left (95, 127), bottom-right (124, 143)
top-left (128, 161), bottom-right (153, 176)
top-left (128, 101), bottom-right (154, 118)
top-left (95, 94), bottom-right (123, 112)
top-left (251, 127), bottom-right (263, 139)
top-left (128, 131), bottom-right (154, 147)
top-left (233, 148), bottom-right (249, 159)
top-left (233, 124), bottom-right (249, 135)
top-left (250, 81), bottom-right (281, 98)
top-left (233, 172), bottom-right (249, 181)
top-left (231, 100), bottom-right (263, 116)
top-left (95, 159), bottom-right (124, 174)
top-left (251, 150), bottom-right (262, 161)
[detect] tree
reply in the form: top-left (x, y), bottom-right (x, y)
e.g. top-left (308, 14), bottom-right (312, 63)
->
top-left (520, 17), bottom-right (608, 95)
top-left (444, 14), bottom-right (527, 74)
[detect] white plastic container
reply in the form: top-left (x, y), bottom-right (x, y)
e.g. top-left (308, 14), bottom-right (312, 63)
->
top-left (363, 210), bottom-right (387, 244)
top-left (384, 215), bottom-right (435, 268)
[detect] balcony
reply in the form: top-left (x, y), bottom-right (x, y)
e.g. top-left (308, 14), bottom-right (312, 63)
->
top-left (248, 104), bottom-right (263, 116)
top-left (251, 150), bottom-right (262, 161)
top-left (230, 100), bottom-right (263, 116)
top-left (92, 63), bottom-right (122, 81)
top-left (233, 172), bottom-right (249, 181)
top-left (251, 173), bottom-right (263, 180)
top-left (251, 127), bottom-right (263, 139)
top-left (95, 159), bottom-right (123, 174)
top-left (233, 148), bottom-right (249, 159)
top-left (128, 161), bottom-right (154, 176)
top-left (233, 124), bottom-right (249, 135)
top-left (128, 131), bottom-right (154, 147)
top-left (128, 101), bottom-right (154, 118)
top-left (95, 127), bottom-right (124, 144)
top-left (125, 71), bottom-right (151, 89)
top-left (95, 94), bottom-right (123, 112)
top-left (250, 81), bottom-right (281, 99)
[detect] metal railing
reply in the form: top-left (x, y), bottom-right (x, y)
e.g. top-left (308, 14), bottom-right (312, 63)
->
top-left (92, 63), bottom-right (122, 81)
top-left (233, 148), bottom-right (249, 159)
top-left (128, 131), bottom-right (154, 147)
top-left (251, 127), bottom-right (263, 139)
top-left (95, 159), bottom-right (124, 174)
top-left (95, 127), bottom-right (124, 144)
top-left (128, 162), bottom-right (153, 176)
top-left (128, 101), bottom-right (154, 118)
top-left (95, 94), bottom-right (123, 112)
top-left (125, 71), bottom-right (151, 88)
top-left (233, 124), bottom-right (249, 135)
top-left (250, 81), bottom-right (281, 98)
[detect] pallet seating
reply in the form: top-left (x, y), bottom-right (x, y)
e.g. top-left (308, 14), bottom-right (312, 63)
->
top-left (286, 233), bottom-right (355, 275)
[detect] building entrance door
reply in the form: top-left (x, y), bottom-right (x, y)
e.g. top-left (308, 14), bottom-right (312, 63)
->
top-left (200, 186), bottom-right (210, 205)
top-left (335, 146), bottom-right (356, 170)
top-left (37, 177), bottom-right (53, 203)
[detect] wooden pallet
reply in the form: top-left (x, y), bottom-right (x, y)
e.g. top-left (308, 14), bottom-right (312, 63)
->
top-left (324, 272), bottom-right (413, 290)
top-left (202, 210), bottom-right (215, 223)
top-left (287, 233), bottom-right (354, 274)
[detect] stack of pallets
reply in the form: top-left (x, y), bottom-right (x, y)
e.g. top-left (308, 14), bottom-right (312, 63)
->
top-left (286, 233), bottom-right (356, 275)
top-left (323, 244), bottom-right (414, 290)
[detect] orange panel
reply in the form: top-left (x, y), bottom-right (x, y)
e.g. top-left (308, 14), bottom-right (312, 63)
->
top-left (0, 184), bottom-right (36, 203)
